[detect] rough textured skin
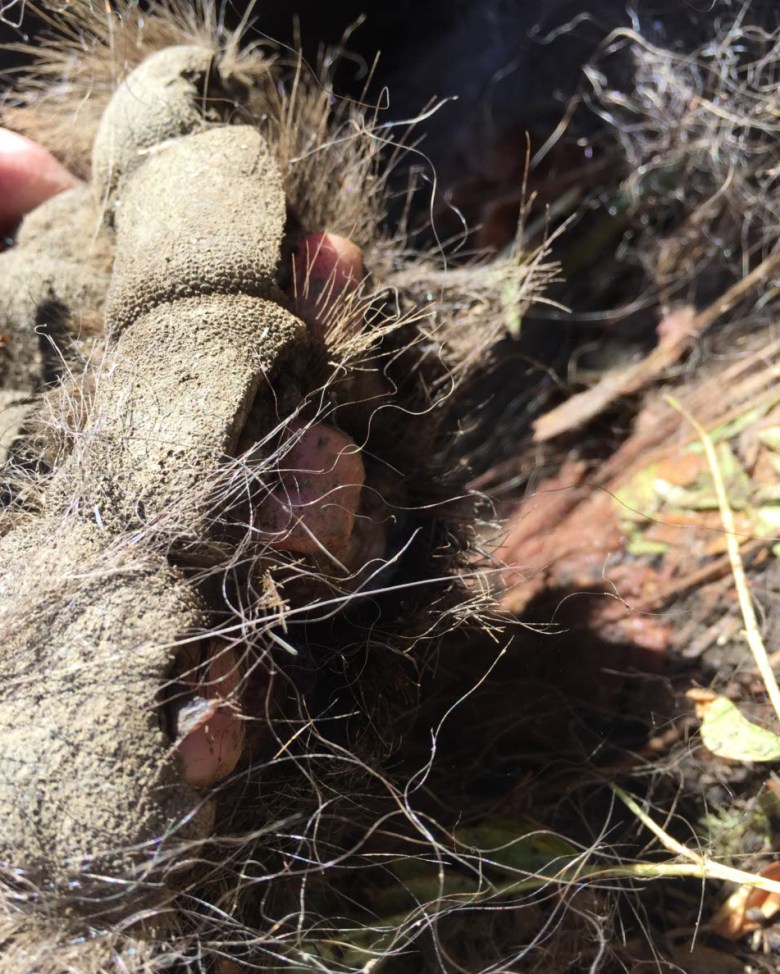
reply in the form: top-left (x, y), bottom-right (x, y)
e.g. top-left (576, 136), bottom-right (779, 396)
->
top-left (70, 123), bottom-right (303, 534)
top-left (72, 294), bottom-right (302, 536)
top-left (0, 186), bottom-right (112, 389)
top-left (105, 126), bottom-right (287, 329)
top-left (0, 44), bottom-right (302, 913)
top-left (0, 917), bottom-right (157, 974)
top-left (0, 390), bottom-right (33, 465)
top-left (0, 516), bottom-right (209, 894)
top-left (92, 45), bottom-right (216, 203)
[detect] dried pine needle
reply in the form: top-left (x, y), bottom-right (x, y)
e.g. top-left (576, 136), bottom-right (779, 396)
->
top-left (666, 394), bottom-right (780, 726)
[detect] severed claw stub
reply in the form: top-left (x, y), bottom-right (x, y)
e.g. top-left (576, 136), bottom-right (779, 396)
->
top-left (0, 127), bottom-right (81, 234)
top-left (173, 641), bottom-right (246, 789)
top-left (257, 418), bottom-right (365, 555)
top-left (290, 231), bottom-right (365, 341)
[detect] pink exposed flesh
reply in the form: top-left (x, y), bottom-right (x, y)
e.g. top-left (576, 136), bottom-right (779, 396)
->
top-left (259, 419), bottom-right (365, 555)
top-left (0, 128), bottom-right (80, 233)
top-left (291, 232), bottom-right (365, 341)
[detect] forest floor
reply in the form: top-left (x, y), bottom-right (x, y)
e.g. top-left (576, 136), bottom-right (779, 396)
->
top-left (371, 11), bottom-right (780, 973)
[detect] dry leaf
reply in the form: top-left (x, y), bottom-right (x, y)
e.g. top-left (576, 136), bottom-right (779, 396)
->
top-left (686, 689), bottom-right (780, 762)
top-left (712, 861), bottom-right (780, 939)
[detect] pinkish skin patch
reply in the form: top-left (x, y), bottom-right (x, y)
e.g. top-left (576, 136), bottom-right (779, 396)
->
top-left (0, 128), bottom-right (80, 235)
top-left (176, 642), bottom-right (245, 789)
top-left (291, 232), bottom-right (365, 341)
top-left (259, 419), bottom-right (365, 555)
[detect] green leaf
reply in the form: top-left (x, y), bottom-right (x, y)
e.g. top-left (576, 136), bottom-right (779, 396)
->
top-left (694, 696), bottom-right (780, 762)
top-left (625, 534), bottom-right (670, 556)
top-left (759, 427), bottom-right (780, 452)
top-left (454, 820), bottom-right (578, 879)
top-left (371, 869), bottom-right (480, 916)
top-left (756, 505), bottom-right (780, 532)
top-left (613, 462), bottom-right (662, 521)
